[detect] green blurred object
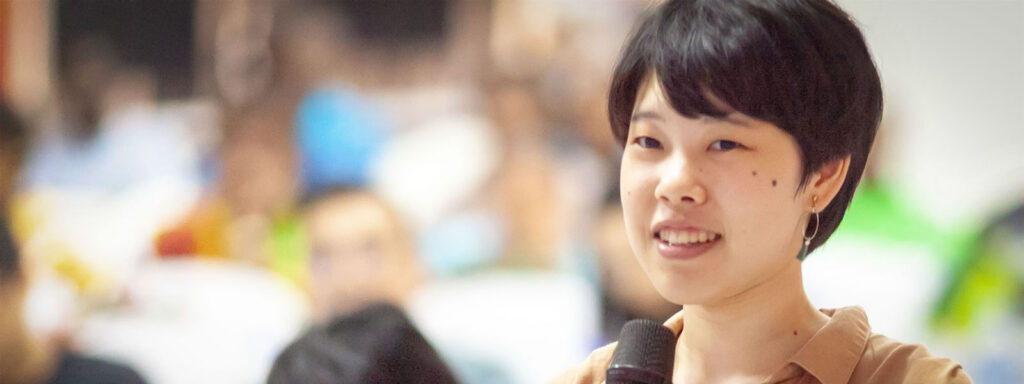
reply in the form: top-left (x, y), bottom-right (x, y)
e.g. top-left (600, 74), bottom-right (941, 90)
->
top-left (268, 213), bottom-right (309, 289)
top-left (930, 204), bottom-right (1024, 335)
top-left (836, 181), bottom-right (974, 265)
top-left (832, 180), bottom-right (1004, 333)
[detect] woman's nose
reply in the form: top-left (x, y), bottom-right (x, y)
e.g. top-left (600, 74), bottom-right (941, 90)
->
top-left (654, 158), bottom-right (707, 207)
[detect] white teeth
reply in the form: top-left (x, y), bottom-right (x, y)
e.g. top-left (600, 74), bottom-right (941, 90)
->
top-left (667, 231), bottom-right (683, 244)
top-left (658, 229), bottom-right (719, 245)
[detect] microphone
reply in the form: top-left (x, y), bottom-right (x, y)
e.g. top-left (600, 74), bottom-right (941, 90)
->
top-left (606, 318), bottom-right (676, 384)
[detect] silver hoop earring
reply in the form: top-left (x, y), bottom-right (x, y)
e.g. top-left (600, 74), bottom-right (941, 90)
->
top-left (797, 197), bottom-right (820, 261)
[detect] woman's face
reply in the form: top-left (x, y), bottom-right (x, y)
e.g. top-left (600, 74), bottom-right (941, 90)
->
top-left (620, 76), bottom-right (811, 306)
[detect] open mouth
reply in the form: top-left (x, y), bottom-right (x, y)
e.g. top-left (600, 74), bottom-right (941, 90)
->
top-left (654, 229), bottom-right (721, 259)
top-left (654, 229), bottom-right (721, 246)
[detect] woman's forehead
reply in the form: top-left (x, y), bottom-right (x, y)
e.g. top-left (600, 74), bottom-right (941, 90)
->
top-left (635, 72), bottom-right (735, 110)
top-left (633, 74), bottom-right (762, 129)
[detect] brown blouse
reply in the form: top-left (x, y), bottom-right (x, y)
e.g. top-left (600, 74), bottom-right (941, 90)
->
top-left (761, 307), bottom-right (972, 384)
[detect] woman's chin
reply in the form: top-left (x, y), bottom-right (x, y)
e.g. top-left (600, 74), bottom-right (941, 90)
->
top-left (650, 276), bottom-right (721, 307)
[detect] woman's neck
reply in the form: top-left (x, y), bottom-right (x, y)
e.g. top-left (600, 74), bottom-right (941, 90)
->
top-left (673, 260), bottom-right (828, 383)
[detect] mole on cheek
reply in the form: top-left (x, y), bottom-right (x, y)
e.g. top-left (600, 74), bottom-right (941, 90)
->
top-left (752, 171), bottom-right (758, 176)
top-left (772, 180), bottom-right (777, 187)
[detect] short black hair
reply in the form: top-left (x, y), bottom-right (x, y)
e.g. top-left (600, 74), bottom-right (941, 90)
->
top-left (0, 218), bottom-right (19, 283)
top-left (267, 303), bottom-right (458, 384)
top-left (608, 0), bottom-right (882, 254)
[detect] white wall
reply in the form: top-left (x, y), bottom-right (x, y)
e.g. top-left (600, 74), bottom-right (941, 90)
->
top-left (838, 0), bottom-right (1024, 228)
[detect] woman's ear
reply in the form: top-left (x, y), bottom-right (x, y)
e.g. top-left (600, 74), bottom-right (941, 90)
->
top-left (809, 155), bottom-right (851, 210)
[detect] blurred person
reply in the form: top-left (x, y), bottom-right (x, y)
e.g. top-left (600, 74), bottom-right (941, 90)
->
top-left (486, 76), bottom-right (565, 270)
top-left (486, 63), bottom-right (620, 273)
top-left (0, 99), bottom-right (148, 384)
top-left (492, 143), bottom-right (562, 269)
top-left (267, 302), bottom-right (457, 384)
top-left (166, 1), bottom-right (361, 275)
top-left (23, 35), bottom-right (198, 193)
top-left (153, 88), bottom-right (391, 286)
top-left (302, 187), bottom-right (422, 321)
top-left (593, 196), bottom-right (679, 344)
top-left (156, 2), bottom-right (384, 284)
top-left (15, 36), bottom-right (203, 318)
top-left (553, 1), bottom-right (970, 383)
top-left (0, 218), bottom-right (147, 384)
top-left (153, 109), bottom-right (307, 287)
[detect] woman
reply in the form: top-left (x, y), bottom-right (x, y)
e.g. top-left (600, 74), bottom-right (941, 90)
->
top-left (553, 0), bottom-right (971, 383)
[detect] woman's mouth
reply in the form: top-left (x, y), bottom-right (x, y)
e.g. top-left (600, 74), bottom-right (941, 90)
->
top-left (655, 229), bottom-right (721, 260)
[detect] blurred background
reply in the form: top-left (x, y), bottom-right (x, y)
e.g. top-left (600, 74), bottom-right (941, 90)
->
top-left (0, 0), bottom-right (1021, 383)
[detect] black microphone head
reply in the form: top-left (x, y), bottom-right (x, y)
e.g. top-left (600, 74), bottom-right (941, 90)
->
top-left (606, 318), bottom-right (676, 384)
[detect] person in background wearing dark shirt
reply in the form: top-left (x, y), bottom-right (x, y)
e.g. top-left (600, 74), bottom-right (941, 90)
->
top-left (0, 100), bottom-right (147, 384)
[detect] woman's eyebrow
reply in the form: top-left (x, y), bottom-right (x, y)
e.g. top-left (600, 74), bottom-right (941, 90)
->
top-left (702, 114), bottom-right (752, 128)
top-left (631, 109), bottom-right (753, 128)
top-left (630, 110), bottom-right (664, 122)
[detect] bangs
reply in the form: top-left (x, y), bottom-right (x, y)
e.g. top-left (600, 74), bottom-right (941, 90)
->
top-left (609, 0), bottom-right (834, 146)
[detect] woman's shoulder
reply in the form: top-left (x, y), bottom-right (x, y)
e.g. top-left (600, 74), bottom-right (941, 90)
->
top-left (849, 333), bottom-right (972, 384)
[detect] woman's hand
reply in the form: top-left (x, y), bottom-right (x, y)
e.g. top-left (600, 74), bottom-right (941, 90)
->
top-left (664, 309), bottom-right (684, 335)
top-left (545, 342), bottom-right (618, 384)
top-left (547, 310), bottom-right (685, 384)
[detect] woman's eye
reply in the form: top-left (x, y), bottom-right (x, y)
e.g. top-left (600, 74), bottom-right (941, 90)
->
top-left (633, 136), bottom-right (662, 149)
top-left (709, 140), bottom-right (742, 151)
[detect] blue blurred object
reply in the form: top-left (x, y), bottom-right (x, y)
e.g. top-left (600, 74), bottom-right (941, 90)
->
top-left (295, 87), bottom-right (391, 193)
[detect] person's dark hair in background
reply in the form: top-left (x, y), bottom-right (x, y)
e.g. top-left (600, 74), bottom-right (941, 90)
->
top-left (607, 0), bottom-right (883, 256)
top-left (57, 36), bottom-right (122, 141)
top-left (0, 99), bottom-right (28, 209)
top-left (267, 303), bottom-right (458, 384)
